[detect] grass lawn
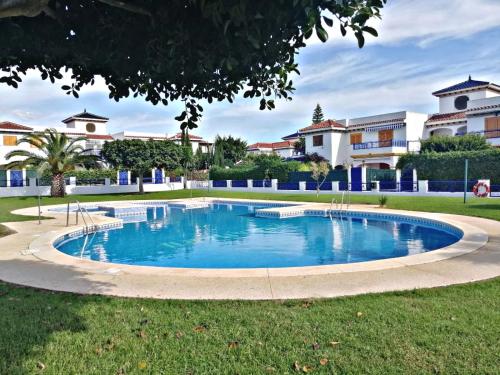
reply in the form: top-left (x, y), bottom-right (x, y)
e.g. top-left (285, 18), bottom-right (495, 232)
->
top-left (1, 191), bottom-right (499, 373)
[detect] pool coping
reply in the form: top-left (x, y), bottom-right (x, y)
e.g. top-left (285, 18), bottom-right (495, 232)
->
top-left (1, 197), bottom-right (499, 299)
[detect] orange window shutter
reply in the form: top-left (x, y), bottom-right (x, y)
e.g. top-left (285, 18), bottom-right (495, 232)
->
top-left (3, 135), bottom-right (17, 146)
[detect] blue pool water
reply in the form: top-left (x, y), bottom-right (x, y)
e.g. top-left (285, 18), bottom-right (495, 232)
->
top-left (55, 203), bottom-right (461, 268)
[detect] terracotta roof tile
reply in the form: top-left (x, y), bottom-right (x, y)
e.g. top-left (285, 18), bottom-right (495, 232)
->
top-left (248, 140), bottom-right (295, 150)
top-left (425, 111), bottom-right (466, 124)
top-left (0, 121), bottom-right (33, 131)
top-left (299, 119), bottom-right (346, 133)
top-left (168, 133), bottom-right (203, 140)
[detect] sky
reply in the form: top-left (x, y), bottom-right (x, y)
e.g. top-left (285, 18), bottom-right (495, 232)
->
top-left (1, 0), bottom-right (500, 143)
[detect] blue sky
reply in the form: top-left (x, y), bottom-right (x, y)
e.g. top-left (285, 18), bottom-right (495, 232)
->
top-left (1, 0), bottom-right (500, 143)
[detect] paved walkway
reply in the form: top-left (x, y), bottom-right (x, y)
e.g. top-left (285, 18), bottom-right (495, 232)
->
top-left (0, 199), bottom-right (499, 300)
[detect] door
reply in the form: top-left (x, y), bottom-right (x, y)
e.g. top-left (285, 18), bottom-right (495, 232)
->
top-left (10, 170), bottom-right (23, 187)
top-left (378, 129), bottom-right (393, 147)
top-left (485, 117), bottom-right (500, 138)
top-left (154, 169), bottom-right (163, 184)
top-left (400, 168), bottom-right (414, 192)
top-left (350, 167), bottom-right (362, 191)
top-left (119, 170), bottom-right (128, 185)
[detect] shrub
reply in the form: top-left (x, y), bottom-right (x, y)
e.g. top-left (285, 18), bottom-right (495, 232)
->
top-left (378, 195), bottom-right (388, 207)
top-left (396, 149), bottom-right (500, 183)
top-left (420, 134), bottom-right (491, 153)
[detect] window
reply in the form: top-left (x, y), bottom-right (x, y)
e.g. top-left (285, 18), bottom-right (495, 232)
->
top-left (86, 122), bottom-right (96, 133)
top-left (454, 95), bottom-right (469, 110)
top-left (312, 135), bottom-right (323, 147)
top-left (378, 129), bottom-right (393, 147)
top-left (485, 117), bottom-right (500, 139)
top-left (3, 135), bottom-right (17, 146)
top-left (350, 132), bottom-right (362, 145)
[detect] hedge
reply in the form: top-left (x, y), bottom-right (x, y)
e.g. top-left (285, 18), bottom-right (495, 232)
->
top-left (209, 162), bottom-right (302, 182)
top-left (34, 169), bottom-right (118, 182)
top-left (396, 149), bottom-right (500, 183)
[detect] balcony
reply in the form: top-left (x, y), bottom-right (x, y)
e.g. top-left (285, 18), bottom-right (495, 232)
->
top-left (352, 140), bottom-right (407, 150)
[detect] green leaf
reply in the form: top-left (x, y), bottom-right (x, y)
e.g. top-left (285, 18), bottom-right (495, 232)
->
top-left (323, 16), bottom-right (333, 27)
top-left (315, 25), bottom-right (328, 43)
top-left (362, 26), bottom-right (378, 37)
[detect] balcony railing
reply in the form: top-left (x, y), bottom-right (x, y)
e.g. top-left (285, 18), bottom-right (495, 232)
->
top-left (352, 139), bottom-right (407, 150)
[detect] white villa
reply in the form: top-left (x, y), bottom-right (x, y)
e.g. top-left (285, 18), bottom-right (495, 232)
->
top-left (0, 110), bottom-right (212, 185)
top-left (296, 76), bottom-right (500, 169)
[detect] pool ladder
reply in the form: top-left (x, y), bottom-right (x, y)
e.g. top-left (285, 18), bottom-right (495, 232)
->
top-left (66, 200), bottom-right (97, 234)
top-left (328, 190), bottom-right (351, 220)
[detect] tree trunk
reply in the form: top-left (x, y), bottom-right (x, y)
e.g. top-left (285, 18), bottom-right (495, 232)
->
top-left (51, 173), bottom-right (65, 197)
top-left (138, 173), bottom-right (144, 194)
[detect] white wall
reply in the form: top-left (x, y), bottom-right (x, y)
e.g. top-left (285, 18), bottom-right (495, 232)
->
top-left (438, 90), bottom-right (492, 114)
top-left (0, 181), bottom-right (184, 197)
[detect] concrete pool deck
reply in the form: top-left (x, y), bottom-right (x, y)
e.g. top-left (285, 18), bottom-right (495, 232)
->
top-left (0, 198), bottom-right (499, 300)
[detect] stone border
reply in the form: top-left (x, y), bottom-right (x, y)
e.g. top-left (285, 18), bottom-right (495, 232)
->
top-left (0, 198), bottom-right (498, 299)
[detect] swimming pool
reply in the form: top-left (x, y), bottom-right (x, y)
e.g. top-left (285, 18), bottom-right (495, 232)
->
top-left (54, 202), bottom-right (462, 269)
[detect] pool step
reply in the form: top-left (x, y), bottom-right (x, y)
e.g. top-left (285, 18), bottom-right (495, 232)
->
top-left (167, 201), bottom-right (210, 210)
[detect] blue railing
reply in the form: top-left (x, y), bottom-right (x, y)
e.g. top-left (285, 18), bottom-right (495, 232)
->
top-left (339, 181), bottom-right (349, 191)
top-left (76, 178), bottom-right (106, 186)
top-left (428, 180), bottom-right (477, 192)
top-left (231, 180), bottom-right (248, 188)
top-left (353, 140), bottom-right (407, 150)
top-left (277, 182), bottom-right (300, 190)
top-left (490, 184), bottom-right (500, 197)
top-left (379, 180), bottom-right (398, 190)
top-left (252, 180), bottom-right (272, 188)
top-left (213, 180), bottom-right (227, 188)
top-left (305, 181), bottom-right (332, 191)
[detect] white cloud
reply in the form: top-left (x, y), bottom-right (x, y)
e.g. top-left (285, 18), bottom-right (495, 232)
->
top-left (307, 0), bottom-right (500, 47)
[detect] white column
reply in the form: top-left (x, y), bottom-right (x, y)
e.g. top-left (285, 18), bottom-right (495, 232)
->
top-left (412, 169), bottom-right (418, 192)
top-left (127, 171), bottom-right (132, 185)
top-left (29, 177), bottom-right (37, 187)
top-left (418, 180), bottom-right (428, 194)
top-left (299, 181), bottom-right (306, 191)
top-left (396, 169), bottom-right (401, 191)
top-left (69, 176), bottom-right (77, 186)
top-left (271, 179), bottom-right (278, 191)
top-left (347, 166), bottom-right (352, 186)
top-left (165, 176), bottom-right (171, 183)
top-left (22, 168), bottom-right (26, 186)
top-left (372, 181), bottom-right (380, 192)
top-left (226, 180), bottom-right (232, 189)
top-left (6, 171), bottom-right (11, 187)
top-left (105, 178), bottom-right (111, 186)
top-left (209, 180), bottom-right (214, 189)
top-left (361, 166), bottom-right (367, 191)
top-left (247, 179), bottom-right (253, 190)
top-left (331, 181), bottom-right (339, 193)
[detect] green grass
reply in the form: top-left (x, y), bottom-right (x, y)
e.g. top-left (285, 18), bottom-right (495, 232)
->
top-left (0, 191), bottom-right (499, 373)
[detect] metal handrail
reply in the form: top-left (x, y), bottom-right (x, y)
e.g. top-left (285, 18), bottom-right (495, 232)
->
top-left (66, 200), bottom-right (96, 234)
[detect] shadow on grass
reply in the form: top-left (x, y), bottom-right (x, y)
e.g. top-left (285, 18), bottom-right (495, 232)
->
top-left (0, 258), bottom-right (116, 373)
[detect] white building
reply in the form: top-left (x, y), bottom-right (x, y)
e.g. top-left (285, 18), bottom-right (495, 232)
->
top-left (0, 110), bottom-right (212, 185)
top-left (247, 132), bottom-right (302, 158)
top-left (299, 76), bottom-right (500, 169)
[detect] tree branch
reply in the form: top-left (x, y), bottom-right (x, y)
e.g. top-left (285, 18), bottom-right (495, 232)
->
top-left (96, 0), bottom-right (152, 17)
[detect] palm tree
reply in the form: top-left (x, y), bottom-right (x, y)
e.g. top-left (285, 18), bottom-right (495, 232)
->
top-left (5, 129), bottom-right (97, 197)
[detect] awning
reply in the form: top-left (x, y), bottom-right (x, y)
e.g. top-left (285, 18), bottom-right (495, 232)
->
top-left (362, 123), bottom-right (406, 132)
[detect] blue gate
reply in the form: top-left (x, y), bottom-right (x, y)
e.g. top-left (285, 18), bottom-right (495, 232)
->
top-left (10, 170), bottom-right (23, 187)
top-left (350, 167), bottom-right (362, 191)
top-left (400, 168), bottom-right (414, 192)
top-left (119, 170), bottom-right (128, 185)
top-left (154, 169), bottom-right (163, 184)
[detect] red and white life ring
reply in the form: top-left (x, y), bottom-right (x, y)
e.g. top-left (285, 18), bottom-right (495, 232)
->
top-left (473, 182), bottom-right (490, 198)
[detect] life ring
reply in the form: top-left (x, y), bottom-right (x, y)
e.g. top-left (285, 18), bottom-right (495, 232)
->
top-left (473, 182), bottom-right (490, 198)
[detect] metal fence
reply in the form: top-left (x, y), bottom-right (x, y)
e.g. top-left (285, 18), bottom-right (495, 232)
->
top-left (305, 181), bottom-right (333, 191)
top-left (277, 182), bottom-right (300, 190)
top-left (428, 180), bottom-right (477, 192)
top-left (231, 180), bottom-right (248, 188)
top-left (252, 180), bottom-right (272, 188)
